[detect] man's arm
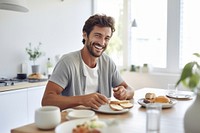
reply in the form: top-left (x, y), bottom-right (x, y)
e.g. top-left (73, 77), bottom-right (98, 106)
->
top-left (41, 81), bottom-right (108, 110)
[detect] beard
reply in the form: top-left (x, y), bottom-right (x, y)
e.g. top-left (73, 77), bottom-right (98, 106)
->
top-left (86, 41), bottom-right (107, 57)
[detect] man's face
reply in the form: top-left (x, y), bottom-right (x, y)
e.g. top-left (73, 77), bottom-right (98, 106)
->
top-left (83, 26), bottom-right (112, 57)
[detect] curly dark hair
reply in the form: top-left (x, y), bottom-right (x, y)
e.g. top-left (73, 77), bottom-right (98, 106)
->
top-left (82, 14), bottom-right (115, 44)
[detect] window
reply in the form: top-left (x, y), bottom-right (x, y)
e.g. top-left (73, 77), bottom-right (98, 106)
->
top-left (130, 0), bottom-right (167, 68)
top-left (93, 0), bottom-right (124, 66)
top-left (94, 0), bottom-right (199, 74)
top-left (180, 0), bottom-right (200, 68)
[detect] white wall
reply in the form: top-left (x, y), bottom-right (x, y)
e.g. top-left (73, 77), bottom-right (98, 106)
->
top-left (0, 0), bottom-right (92, 78)
top-left (121, 71), bottom-right (187, 91)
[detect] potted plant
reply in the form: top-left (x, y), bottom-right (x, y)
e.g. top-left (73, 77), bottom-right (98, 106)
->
top-left (25, 42), bottom-right (44, 73)
top-left (176, 53), bottom-right (200, 133)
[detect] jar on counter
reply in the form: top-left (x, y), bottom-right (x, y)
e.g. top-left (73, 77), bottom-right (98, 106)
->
top-left (47, 58), bottom-right (54, 78)
top-left (142, 64), bottom-right (149, 73)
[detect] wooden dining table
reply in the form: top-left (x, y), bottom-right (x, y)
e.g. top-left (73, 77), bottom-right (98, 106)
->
top-left (11, 88), bottom-right (195, 133)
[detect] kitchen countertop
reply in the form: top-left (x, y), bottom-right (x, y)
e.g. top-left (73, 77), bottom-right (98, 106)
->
top-left (0, 81), bottom-right (48, 92)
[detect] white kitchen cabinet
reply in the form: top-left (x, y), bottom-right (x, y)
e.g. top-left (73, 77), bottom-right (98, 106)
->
top-left (0, 89), bottom-right (28, 133)
top-left (0, 85), bottom-right (46, 133)
top-left (27, 86), bottom-right (45, 123)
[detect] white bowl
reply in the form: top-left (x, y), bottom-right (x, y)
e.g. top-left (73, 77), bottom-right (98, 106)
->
top-left (67, 110), bottom-right (95, 120)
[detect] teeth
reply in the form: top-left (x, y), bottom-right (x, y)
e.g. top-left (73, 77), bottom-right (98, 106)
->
top-left (94, 44), bottom-right (103, 50)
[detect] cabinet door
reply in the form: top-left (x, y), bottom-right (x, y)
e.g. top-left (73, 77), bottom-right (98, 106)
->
top-left (0, 89), bottom-right (28, 133)
top-left (27, 86), bottom-right (45, 123)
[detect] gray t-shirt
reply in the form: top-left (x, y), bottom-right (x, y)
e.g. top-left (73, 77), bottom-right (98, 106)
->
top-left (49, 50), bottom-right (123, 98)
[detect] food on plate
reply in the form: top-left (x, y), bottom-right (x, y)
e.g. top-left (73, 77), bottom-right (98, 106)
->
top-left (145, 93), bottom-right (156, 99)
top-left (154, 96), bottom-right (170, 103)
top-left (72, 119), bottom-right (106, 133)
top-left (143, 93), bottom-right (170, 104)
top-left (28, 73), bottom-right (43, 79)
top-left (109, 104), bottom-right (124, 111)
top-left (109, 100), bottom-right (133, 111)
top-left (144, 93), bottom-right (156, 103)
top-left (119, 102), bottom-right (134, 109)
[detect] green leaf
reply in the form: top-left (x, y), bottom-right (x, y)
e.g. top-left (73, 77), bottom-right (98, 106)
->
top-left (176, 62), bottom-right (195, 87)
top-left (176, 53), bottom-right (200, 90)
top-left (180, 62), bottom-right (195, 79)
top-left (188, 73), bottom-right (200, 90)
top-left (193, 53), bottom-right (200, 58)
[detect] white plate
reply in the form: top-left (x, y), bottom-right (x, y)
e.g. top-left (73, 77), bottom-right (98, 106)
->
top-left (55, 118), bottom-right (121, 133)
top-left (137, 98), bottom-right (177, 109)
top-left (67, 110), bottom-right (95, 120)
top-left (55, 119), bottom-right (97, 133)
top-left (166, 93), bottom-right (193, 100)
top-left (92, 104), bottom-right (130, 114)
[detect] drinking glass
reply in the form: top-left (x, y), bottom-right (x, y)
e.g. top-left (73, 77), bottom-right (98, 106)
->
top-left (167, 84), bottom-right (178, 96)
top-left (146, 103), bottom-right (162, 133)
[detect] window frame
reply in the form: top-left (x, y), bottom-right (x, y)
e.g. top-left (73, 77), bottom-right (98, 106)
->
top-left (93, 0), bottom-right (182, 74)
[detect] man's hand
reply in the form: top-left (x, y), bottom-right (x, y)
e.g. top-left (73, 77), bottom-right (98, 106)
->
top-left (113, 86), bottom-right (128, 100)
top-left (81, 93), bottom-right (108, 109)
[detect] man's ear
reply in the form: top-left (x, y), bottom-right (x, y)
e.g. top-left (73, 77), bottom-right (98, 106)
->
top-left (82, 32), bottom-right (87, 39)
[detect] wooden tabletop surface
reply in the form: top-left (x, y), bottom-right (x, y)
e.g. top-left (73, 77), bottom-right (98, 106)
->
top-left (11, 88), bottom-right (195, 133)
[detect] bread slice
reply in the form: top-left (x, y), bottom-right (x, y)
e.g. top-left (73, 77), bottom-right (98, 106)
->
top-left (109, 104), bottom-right (124, 111)
top-left (119, 102), bottom-right (134, 109)
top-left (109, 100), bottom-right (134, 111)
top-left (110, 100), bottom-right (120, 104)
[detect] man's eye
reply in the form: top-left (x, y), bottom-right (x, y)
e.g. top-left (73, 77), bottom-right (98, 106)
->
top-left (95, 34), bottom-right (101, 38)
top-left (105, 38), bottom-right (110, 41)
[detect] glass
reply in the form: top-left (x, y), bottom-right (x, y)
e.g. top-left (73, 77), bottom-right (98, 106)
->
top-left (146, 103), bottom-right (162, 133)
top-left (167, 84), bottom-right (178, 96)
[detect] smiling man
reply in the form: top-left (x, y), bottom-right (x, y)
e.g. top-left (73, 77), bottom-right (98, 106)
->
top-left (42, 14), bottom-right (134, 110)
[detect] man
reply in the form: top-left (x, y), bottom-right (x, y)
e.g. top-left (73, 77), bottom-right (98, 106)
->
top-left (42, 14), bottom-right (134, 110)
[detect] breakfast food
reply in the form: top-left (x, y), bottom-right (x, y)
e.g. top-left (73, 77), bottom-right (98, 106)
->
top-left (154, 96), bottom-right (170, 103)
top-left (145, 93), bottom-right (156, 99)
top-left (143, 93), bottom-right (170, 104)
top-left (119, 102), bottom-right (134, 109)
top-left (72, 119), bottom-right (106, 133)
top-left (109, 100), bottom-right (133, 111)
top-left (109, 103), bottom-right (124, 111)
top-left (28, 73), bottom-right (43, 79)
top-left (73, 125), bottom-right (100, 133)
top-left (144, 93), bottom-right (156, 103)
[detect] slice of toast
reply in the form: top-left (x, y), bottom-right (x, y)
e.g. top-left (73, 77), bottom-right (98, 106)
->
top-left (109, 100), bottom-right (134, 111)
top-left (119, 102), bottom-right (134, 109)
top-left (109, 104), bottom-right (124, 111)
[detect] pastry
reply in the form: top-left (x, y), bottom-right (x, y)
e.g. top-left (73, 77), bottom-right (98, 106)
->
top-left (154, 96), bottom-right (170, 103)
top-left (144, 93), bottom-right (156, 103)
top-left (28, 73), bottom-right (43, 79)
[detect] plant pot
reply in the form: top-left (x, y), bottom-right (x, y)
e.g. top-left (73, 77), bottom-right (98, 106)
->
top-left (32, 65), bottom-right (40, 74)
top-left (184, 90), bottom-right (200, 133)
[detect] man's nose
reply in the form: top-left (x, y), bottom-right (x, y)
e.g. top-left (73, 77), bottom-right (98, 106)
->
top-left (98, 38), bottom-right (106, 46)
